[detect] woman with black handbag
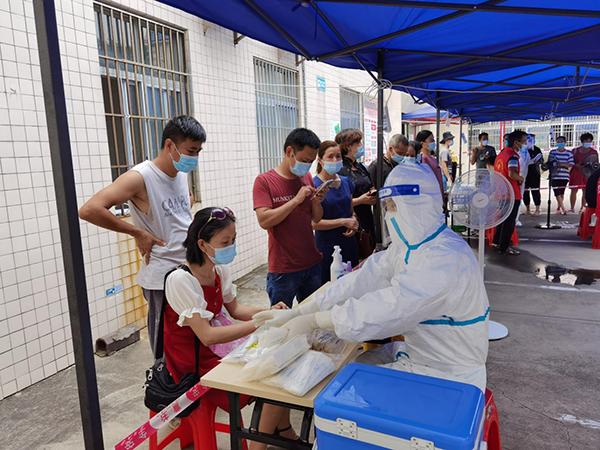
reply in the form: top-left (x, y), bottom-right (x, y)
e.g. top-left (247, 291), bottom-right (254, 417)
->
top-left (161, 207), bottom-right (296, 446)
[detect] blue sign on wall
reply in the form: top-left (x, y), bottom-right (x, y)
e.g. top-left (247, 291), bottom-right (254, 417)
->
top-left (106, 283), bottom-right (124, 296)
top-left (317, 77), bottom-right (326, 91)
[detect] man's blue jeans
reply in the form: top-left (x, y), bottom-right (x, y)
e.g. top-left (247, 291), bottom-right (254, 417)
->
top-left (266, 263), bottom-right (322, 308)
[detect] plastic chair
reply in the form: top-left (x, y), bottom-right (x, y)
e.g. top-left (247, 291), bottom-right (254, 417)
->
top-left (149, 398), bottom-right (248, 450)
top-left (578, 207), bottom-right (596, 240)
top-left (482, 389), bottom-right (501, 450)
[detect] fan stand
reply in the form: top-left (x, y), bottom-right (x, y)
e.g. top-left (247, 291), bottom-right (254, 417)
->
top-left (472, 192), bottom-right (509, 341)
top-left (536, 164), bottom-right (562, 230)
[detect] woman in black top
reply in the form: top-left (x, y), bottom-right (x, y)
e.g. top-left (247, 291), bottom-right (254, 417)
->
top-left (335, 129), bottom-right (377, 253)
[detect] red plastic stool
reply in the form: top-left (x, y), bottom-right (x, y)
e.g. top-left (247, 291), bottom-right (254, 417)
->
top-left (482, 389), bottom-right (501, 450)
top-left (485, 227), bottom-right (518, 247)
top-left (592, 217), bottom-right (600, 249)
top-left (149, 399), bottom-right (248, 450)
top-left (578, 207), bottom-right (596, 239)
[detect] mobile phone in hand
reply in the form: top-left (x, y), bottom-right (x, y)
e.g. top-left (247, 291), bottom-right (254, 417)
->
top-left (312, 179), bottom-right (334, 199)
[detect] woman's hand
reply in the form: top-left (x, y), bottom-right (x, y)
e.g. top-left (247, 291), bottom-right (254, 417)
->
top-left (270, 302), bottom-right (289, 310)
top-left (358, 191), bottom-right (377, 206)
top-left (342, 217), bottom-right (359, 232)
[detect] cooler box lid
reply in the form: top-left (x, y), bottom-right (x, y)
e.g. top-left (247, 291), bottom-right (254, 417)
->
top-left (314, 363), bottom-right (485, 450)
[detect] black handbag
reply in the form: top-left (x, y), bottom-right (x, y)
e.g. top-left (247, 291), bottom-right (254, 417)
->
top-left (144, 265), bottom-right (202, 417)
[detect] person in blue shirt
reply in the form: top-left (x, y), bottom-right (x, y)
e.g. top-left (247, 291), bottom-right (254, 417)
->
top-left (313, 140), bottom-right (360, 285)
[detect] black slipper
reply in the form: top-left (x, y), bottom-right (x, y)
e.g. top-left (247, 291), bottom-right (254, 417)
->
top-left (499, 247), bottom-right (520, 255)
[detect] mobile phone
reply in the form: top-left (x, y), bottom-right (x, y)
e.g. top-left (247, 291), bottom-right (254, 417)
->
top-left (368, 190), bottom-right (378, 197)
top-left (312, 179), bottom-right (334, 199)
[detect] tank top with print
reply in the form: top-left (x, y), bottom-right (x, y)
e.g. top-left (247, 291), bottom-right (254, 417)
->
top-left (129, 161), bottom-right (192, 290)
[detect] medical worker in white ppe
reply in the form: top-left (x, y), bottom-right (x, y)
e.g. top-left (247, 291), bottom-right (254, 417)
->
top-left (253, 160), bottom-right (490, 392)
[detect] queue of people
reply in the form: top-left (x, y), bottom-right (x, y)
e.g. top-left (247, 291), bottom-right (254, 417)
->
top-left (79, 116), bottom-right (490, 444)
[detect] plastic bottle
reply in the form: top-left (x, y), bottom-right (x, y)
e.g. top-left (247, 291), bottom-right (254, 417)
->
top-left (345, 261), bottom-right (352, 274)
top-left (330, 246), bottom-right (345, 281)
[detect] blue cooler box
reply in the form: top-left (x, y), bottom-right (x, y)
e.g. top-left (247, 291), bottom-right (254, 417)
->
top-left (314, 363), bottom-right (485, 450)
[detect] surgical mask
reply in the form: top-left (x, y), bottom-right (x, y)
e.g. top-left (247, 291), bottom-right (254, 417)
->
top-left (584, 142), bottom-right (593, 148)
top-left (170, 144), bottom-right (198, 173)
top-left (504, 140), bottom-right (509, 147)
top-left (290, 153), bottom-right (312, 177)
top-left (557, 143), bottom-right (566, 149)
top-left (428, 142), bottom-right (436, 151)
top-left (322, 160), bottom-right (342, 175)
top-left (206, 242), bottom-right (237, 265)
top-left (402, 156), bottom-right (417, 164)
top-left (391, 153), bottom-right (404, 163)
top-left (482, 140), bottom-right (489, 146)
top-left (354, 147), bottom-right (365, 159)
top-left (449, 141), bottom-right (454, 147)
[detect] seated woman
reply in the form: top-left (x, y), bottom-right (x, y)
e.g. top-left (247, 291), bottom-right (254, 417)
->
top-left (163, 207), bottom-right (296, 447)
top-left (312, 140), bottom-right (360, 284)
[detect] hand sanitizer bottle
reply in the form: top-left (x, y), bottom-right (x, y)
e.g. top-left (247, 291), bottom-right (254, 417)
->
top-left (330, 246), bottom-right (345, 281)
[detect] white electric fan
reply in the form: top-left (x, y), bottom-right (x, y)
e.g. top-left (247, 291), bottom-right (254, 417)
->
top-left (449, 169), bottom-right (515, 340)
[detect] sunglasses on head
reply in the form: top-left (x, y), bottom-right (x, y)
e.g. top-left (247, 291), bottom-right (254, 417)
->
top-left (198, 207), bottom-right (235, 239)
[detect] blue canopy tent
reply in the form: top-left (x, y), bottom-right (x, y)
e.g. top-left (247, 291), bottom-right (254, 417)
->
top-left (29, 1), bottom-right (600, 448)
top-left (403, 105), bottom-right (451, 121)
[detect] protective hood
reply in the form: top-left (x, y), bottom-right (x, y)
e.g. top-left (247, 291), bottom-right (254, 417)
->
top-left (379, 161), bottom-right (444, 248)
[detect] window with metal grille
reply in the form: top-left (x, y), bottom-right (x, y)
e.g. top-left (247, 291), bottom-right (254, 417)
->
top-left (254, 59), bottom-right (299, 173)
top-left (94, 4), bottom-right (190, 187)
top-left (340, 88), bottom-right (362, 131)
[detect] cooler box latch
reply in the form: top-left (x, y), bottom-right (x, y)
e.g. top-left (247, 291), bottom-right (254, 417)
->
top-left (336, 418), bottom-right (357, 439)
top-left (411, 437), bottom-right (435, 449)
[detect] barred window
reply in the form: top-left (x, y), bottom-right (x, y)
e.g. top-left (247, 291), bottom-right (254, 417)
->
top-left (94, 3), bottom-right (190, 186)
top-left (254, 59), bottom-right (299, 173)
top-left (340, 88), bottom-right (362, 131)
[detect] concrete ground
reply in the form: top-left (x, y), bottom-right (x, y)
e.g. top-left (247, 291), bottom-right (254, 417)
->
top-left (1, 207), bottom-right (600, 449)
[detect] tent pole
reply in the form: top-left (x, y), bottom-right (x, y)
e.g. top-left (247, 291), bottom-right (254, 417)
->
top-left (376, 50), bottom-right (384, 246)
top-left (459, 118), bottom-right (463, 177)
top-left (33, 0), bottom-right (104, 448)
top-left (435, 102), bottom-right (441, 160)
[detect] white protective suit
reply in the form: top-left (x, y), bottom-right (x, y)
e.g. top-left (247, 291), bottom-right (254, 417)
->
top-left (314, 161), bottom-right (490, 392)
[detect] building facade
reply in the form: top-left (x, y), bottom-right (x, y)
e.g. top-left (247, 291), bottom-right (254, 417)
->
top-left (0, 0), bottom-right (407, 397)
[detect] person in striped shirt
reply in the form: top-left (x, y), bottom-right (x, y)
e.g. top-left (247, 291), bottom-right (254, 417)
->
top-left (549, 136), bottom-right (574, 215)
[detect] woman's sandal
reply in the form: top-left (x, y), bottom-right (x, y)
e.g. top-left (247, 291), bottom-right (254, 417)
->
top-left (499, 247), bottom-right (520, 256)
top-left (490, 243), bottom-right (499, 249)
top-left (274, 425), bottom-right (304, 442)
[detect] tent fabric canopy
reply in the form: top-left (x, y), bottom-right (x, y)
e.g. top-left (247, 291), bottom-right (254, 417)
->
top-left (156, 0), bottom-right (600, 121)
top-left (402, 105), bottom-right (450, 120)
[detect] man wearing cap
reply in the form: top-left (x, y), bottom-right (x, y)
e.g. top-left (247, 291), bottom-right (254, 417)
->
top-left (439, 131), bottom-right (455, 191)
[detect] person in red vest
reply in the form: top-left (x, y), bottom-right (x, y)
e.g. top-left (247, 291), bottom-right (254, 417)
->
top-left (493, 130), bottom-right (526, 255)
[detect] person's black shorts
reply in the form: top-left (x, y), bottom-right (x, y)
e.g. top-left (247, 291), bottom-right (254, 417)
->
top-left (552, 179), bottom-right (568, 197)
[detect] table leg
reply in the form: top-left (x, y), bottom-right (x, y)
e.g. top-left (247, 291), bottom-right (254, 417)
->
top-left (228, 391), bottom-right (243, 450)
top-left (299, 407), bottom-right (314, 443)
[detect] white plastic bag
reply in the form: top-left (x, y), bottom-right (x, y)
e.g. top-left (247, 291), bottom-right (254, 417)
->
top-left (258, 327), bottom-right (289, 348)
top-left (309, 329), bottom-right (347, 354)
top-left (241, 334), bottom-right (310, 382)
top-left (262, 350), bottom-right (336, 396)
top-left (220, 332), bottom-right (262, 364)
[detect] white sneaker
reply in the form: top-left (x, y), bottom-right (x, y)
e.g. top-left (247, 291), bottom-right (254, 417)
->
top-left (516, 221), bottom-right (522, 227)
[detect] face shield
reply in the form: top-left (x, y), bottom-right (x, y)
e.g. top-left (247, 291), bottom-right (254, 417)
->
top-left (378, 161), bottom-right (445, 253)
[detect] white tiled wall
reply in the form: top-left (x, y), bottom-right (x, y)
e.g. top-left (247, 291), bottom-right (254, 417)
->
top-left (0, 0), bottom-right (399, 398)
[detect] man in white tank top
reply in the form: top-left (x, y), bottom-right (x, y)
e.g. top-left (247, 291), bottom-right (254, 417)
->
top-left (79, 116), bottom-right (206, 358)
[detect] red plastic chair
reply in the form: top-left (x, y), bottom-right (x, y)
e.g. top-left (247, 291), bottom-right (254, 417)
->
top-left (579, 178), bottom-right (600, 243)
top-left (578, 207), bottom-right (596, 240)
top-left (485, 227), bottom-right (518, 247)
top-left (149, 398), bottom-right (248, 450)
top-left (482, 389), bottom-right (501, 450)
top-left (592, 183), bottom-right (600, 249)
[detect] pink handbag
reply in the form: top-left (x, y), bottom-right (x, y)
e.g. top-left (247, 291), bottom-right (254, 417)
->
top-left (208, 309), bottom-right (249, 358)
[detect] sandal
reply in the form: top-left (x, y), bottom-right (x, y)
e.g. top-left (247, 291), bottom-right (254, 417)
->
top-left (499, 247), bottom-right (520, 256)
top-left (274, 425), bottom-right (302, 442)
top-left (490, 243), bottom-right (499, 248)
